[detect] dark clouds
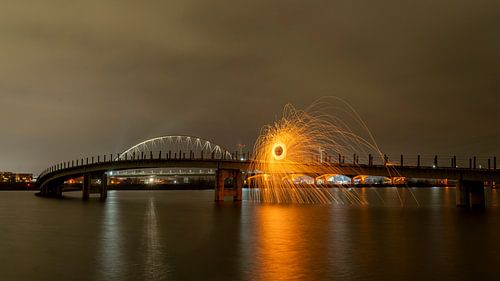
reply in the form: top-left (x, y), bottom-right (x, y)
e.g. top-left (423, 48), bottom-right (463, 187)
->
top-left (0, 0), bottom-right (498, 173)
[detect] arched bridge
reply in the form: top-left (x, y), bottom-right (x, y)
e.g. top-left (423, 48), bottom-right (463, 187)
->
top-left (37, 135), bottom-right (500, 208)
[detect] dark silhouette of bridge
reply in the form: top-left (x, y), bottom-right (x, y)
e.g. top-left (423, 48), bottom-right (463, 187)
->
top-left (36, 135), bottom-right (500, 209)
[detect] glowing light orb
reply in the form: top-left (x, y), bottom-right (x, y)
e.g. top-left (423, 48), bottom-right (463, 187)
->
top-left (272, 143), bottom-right (286, 160)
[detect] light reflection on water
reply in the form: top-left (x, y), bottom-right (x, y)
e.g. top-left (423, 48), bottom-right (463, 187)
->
top-left (97, 191), bottom-right (125, 281)
top-left (142, 197), bottom-right (168, 280)
top-left (0, 188), bottom-right (499, 281)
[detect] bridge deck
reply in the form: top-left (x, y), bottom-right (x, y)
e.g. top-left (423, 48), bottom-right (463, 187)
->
top-left (37, 159), bottom-right (500, 190)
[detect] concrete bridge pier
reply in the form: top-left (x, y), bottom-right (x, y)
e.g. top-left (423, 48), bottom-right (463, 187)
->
top-left (55, 185), bottom-right (63, 198)
top-left (100, 173), bottom-right (108, 200)
top-left (234, 170), bottom-right (243, 201)
top-left (215, 169), bottom-right (243, 202)
top-left (215, 169), bottom-right (225, 201)
top-left (82, 174), bottom-right (90, 200)
top-left (456, 180), bottom-right (485, 209)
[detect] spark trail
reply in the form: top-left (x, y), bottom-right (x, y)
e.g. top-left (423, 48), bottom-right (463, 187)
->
top-left (248, 97), bottom-right (418, 205)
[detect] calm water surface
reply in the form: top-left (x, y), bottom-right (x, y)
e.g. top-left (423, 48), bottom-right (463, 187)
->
top-left (0, 188), bottom-right (499, 281)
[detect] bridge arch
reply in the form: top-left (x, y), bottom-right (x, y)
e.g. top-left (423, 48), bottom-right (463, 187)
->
top-left (118, 135), bottom-right (232, 160)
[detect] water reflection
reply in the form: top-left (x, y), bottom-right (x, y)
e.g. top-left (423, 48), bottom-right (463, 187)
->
top-left (252, 205), bottom-right (332, 281)
top-left (490, 189), bottom-right (498, 207)
top-left (142, 197), bottom-right (168, 280)
top-left (97, 191), bottom-right (125, 281)
top-left (7, 189), bottom-right (497, 281)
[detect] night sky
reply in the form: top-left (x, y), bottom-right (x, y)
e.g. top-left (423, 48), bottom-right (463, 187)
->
top-left (0, 1), bottom-right (498, 174)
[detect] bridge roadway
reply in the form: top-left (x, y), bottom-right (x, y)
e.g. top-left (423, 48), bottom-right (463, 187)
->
top-left (37, 158), bottom-right (500, 208)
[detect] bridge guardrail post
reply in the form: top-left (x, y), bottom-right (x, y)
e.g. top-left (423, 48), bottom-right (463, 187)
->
top-left (384, 154), bottom-right (388, 166)
top-left (159, 151), bottom-right (162, 159)
top-left (434, 155), bottom-right (438, 168)
top-left (400, 154), bottom-right (403, 167)
top-left (473, 156), bottom-right (477, 169)
top-left (417, 155), bottom-right (420, 168)
top-left (150, 151), bottom-right (153, 160)
top-left (469, 158), bottom-right (472, 169)
top-left (98, 155), bottom-right (100, 163)
top-left (494, 157), bottom-right (497, 170)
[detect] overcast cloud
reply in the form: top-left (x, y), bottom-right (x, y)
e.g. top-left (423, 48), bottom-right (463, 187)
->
top-left (0, 0), bottom-right (498, 173)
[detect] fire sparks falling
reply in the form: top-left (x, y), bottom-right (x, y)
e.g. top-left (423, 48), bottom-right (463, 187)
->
top-left (249, 97), bottom-right (388, 204)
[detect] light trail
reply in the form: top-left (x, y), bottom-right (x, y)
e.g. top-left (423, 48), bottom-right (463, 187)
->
top-left (249, 97), bottom-right (419, 205)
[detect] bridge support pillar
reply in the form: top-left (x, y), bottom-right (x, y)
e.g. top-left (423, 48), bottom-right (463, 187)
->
top-left (215, 169), bottom-right (243, 202)
top-left (100, 173), bottom-right (108, 200)
top-left (55, 185), bottom-right (63, 198)
top-left (456, 180), bottom-right (485, 209)
top-left (83, 174), bottom-right (90, 200)
top-left (234, 170), bottom-right (243, 201)
top-left (215, 169), bottom-right (225, 201)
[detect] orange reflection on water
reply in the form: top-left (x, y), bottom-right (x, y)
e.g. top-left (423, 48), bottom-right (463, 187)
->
top-left (491, 189), bottom-right (498, 207)
top-left (253, 205), bottom-right (330, 281)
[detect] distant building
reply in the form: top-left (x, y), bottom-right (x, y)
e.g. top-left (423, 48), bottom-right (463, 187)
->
top-left (0, 172), bottom-right (33, 183)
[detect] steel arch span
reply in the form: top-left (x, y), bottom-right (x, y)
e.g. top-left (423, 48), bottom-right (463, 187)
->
top-left (118, 135), bottom-right (232, 160)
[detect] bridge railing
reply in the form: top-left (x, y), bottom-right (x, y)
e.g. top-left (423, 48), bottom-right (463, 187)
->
top-left (38, 151), bottom-right (498, 180)
top-left (38, 150), bottom-right (256, 179)
top-left (317, 153), bottom-right (498, 170)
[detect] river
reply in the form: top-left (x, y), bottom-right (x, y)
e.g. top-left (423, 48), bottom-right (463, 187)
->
top-left (0, 188), bottom-right (499, 281)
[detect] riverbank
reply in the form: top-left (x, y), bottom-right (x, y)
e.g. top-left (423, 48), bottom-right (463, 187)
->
top-left (0, 183), bottom-right (38, 191)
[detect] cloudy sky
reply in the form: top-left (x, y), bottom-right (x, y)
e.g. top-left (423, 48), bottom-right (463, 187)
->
top-left (0, 0), bottom-right (498, 173)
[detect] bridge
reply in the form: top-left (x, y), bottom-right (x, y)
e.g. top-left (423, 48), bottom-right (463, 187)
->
top-left (36, 135), bottom-right (500, 208)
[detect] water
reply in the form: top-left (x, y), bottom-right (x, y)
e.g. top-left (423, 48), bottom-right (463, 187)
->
top-left (0, 188), bottom-right (499, 281)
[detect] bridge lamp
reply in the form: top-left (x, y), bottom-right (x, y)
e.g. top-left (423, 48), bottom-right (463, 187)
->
top-left (272, 143), bottom-right (286, 161)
